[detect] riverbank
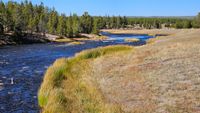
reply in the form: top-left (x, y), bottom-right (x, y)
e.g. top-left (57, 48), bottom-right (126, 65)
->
top-left (0, 33), bottom-right (107, 47)
top-left (0, 33), bottom-right (50, 46)
top-left (39, 29), bottom-right (200, 112)
top-left (38, 45), bottom-right (133, 113)
top-left (54, 34), bottom-right (107, 45)
top-left (1, 37), bottom-right (142, 113)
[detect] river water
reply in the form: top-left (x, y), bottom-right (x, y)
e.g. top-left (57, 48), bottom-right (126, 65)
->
top-left (0, 33), bottom-right (153, 113)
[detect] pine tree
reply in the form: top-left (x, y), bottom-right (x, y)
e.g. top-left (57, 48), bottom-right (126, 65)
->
top-left (154, 20), bottom-right (161, 29)
top-left (98, 17), bottom-right (106, 29)
top-left (13, 5), bottom-right (24, 35)
top-left (196, 12), bottom-right (200, 28)
top-left (1, 0), bottom-right (200, 36)
top-left (72, 14), bottom-right (79, 37)
top-left (110, 16), bottom-right (117, 28)
top-left (175, 21), bottom-right (183, 29)
top-left (28, 17), bottom-right (35, 33)
top-left (0, 16), bottom-right (3, 34)
top-left (5, 1), bottom-right (15, 32)
top-left (92, 18), bottom-right (99, 34)
top-left (183, 20), bottom-right (192, 28)
top-left (80, 12), bottom-right (93, 33)
top-left (47, 15), bottom-right (53, 34)
top-left (39, 13), bottom-right (47, 35)
top-left (38, 3), bottom-right (48, 35)
top-left (105, 16), bottom-right (111, 29)
top-left (116, 16), bottom-right (122, 29)
top-left (22, 0), bottom-right (30, 31)
top-left (57, 14), bottom-right (66, 36)
top-left (66, 15), bottom-right (73, 37)
top-left (26, 1), bottom-right (34, 33)
top-left (47, 9), bottom-right (58, 34)
top-left (0, 1), bottom-right (5, 34)
top-left (122, 16), bottom-right (128, 28)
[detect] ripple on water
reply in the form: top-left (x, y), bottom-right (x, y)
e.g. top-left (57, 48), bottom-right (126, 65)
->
top-left (19, 66), bottom-right (30, 72)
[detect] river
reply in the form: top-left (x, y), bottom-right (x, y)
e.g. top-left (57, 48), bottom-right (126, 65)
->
top-left (0, 33), bottom-right (153, 113)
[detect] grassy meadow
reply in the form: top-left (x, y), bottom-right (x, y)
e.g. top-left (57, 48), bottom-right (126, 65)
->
top-left (39, 29), bottom-right (200, 113)
top-left (38, 45), bottom-right (133, 113)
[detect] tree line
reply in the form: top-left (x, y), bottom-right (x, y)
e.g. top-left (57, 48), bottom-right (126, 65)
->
top-left (127, 17), bottom-right (198, 29)
top-left (0, 1), bottom-right (200, 37)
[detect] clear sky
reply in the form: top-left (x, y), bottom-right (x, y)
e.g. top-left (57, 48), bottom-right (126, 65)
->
top-left (2, 0), bottom-right (200, 16)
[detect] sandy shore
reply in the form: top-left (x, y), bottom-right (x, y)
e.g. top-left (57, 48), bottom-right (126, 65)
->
top-left (0, 33), bottom-right (107, 46)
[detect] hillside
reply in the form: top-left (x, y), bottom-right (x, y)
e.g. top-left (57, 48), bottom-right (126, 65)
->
top-left (96, 29), bottom-right (200, 112)
top-left (39, 29), bottom-right (200, 113)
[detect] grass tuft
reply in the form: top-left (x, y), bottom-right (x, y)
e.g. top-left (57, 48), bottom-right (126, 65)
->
top-left (54, 38), bottom-right (72, 42)
top-left (124, 38), bottom-right (140, 42)
top-left (76, 45), bottom-right (133, 59)
top-left (68, 41), bottom-right (85, 45)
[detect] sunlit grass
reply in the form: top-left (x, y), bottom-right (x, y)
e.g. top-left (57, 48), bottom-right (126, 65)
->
top-left (77, 45), bottom-right (132, 59)
top-left (38, 45), bottom-right (133, 113)
top-left (146, 38), bottom-right (156, 44)
top-left (54, 38), bottom-right (72, 42)
top-left (148, 34), bottom-right (156, 36)
top-left (124, 38), bottom-right (140, 42)
top-left (68, 41), bottom-right (85, 45)
top-left (97, 35), bottom-right (108, 40)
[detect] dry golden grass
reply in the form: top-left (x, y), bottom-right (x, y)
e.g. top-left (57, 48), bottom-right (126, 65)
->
top-left (93, 29), bottom-right (200, 113)
top-left (101, 29), bottom-right (182, 35)
top-left (68, 41), bottom-right (85, 45)
top-left (54, 38), bottom-right (86, 45)
top-left (73, 36), bottom-right (108, 41)
top-left (54, 36), bottom-right (107, 44)
top-left (146, 36), bottom-right (166, 44)
top-left (146, 38), bottom-right (156, 44)
top-left (39, 29), bottom-right (200, 113)
top-left (54, 38), bottom-right (72, 42)
top-left (38, 45), bottom-right (133, 113)
top-left (124, 38), bottom-right (140, 42)
top-left (97, 35), bottom-right (108, 40)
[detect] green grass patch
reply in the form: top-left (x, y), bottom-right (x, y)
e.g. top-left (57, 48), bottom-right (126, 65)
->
top-left (38, 45), bottom-right (133, 113)
top-left (76, 45), bottom-right (133, 59)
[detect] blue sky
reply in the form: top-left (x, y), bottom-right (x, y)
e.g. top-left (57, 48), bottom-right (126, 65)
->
top-left (2, 0), bottom-right (200, 16)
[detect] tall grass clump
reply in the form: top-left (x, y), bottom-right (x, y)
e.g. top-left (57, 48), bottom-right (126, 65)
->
top-left (38, 45), bottom-right (133, 113)
top-left (77, 45), bottom-right (133, 59)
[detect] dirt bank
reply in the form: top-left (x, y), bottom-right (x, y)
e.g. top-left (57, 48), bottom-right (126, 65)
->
top-left (0, 33), bottom-right (50, 46)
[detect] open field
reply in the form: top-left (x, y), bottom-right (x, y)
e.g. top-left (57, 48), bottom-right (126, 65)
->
top-left (102, 29), bottom-right (199, 35)
top-left (96, 29), bottom-right (200, 112)
top-left (39, 29), bottom-right (200, 113)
